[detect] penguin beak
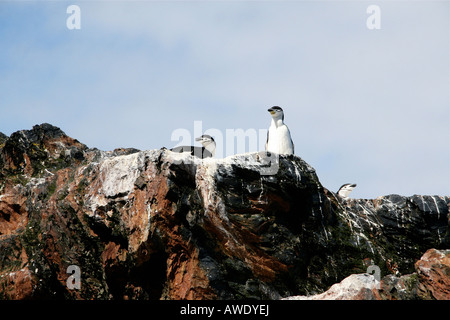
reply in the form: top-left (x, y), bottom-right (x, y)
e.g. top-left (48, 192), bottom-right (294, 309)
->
top-left (268, 108), bottom-right (275, 115)
top-left (195, 137), bottom-right (202, 142)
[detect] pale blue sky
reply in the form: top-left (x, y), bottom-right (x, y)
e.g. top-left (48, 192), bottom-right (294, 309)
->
top-left (0, 1), bottom-right (449, 199)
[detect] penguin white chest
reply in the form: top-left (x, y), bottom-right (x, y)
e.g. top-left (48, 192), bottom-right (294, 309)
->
top-left (267, 124), bottom-right (294, 154)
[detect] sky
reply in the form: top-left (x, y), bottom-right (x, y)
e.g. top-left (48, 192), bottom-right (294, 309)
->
top-left (0, 0), bottom-right (449, 199)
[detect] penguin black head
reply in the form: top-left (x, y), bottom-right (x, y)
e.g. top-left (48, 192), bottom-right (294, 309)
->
top-left (268, 106), bottom-right (284, 121)
top-left (195, 134), bottom-right (215, 144)
top-left (337, 183), bottom-right (357, 199)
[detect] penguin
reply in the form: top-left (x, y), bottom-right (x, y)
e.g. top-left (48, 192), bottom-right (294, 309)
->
top-left (265, 106), bottom-right (294, 155)
top-left (337, 183), bottom-right (357, 200)
top-left (170, 135), bottom-right (216, 159)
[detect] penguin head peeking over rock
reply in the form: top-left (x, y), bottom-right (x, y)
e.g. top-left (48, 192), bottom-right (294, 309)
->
top-left (170, 134), bottom-right (216, 159)
top-left (337, 183), bottom-right (357, 200)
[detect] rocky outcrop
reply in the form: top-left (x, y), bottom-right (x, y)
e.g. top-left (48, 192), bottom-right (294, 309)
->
top-left (411, 248), bottom-right (450, 299)
top-left (0, 132), bottom-right (8, 146)
top-left (0, 124), bottom-right (448, 299)
top-left (283, 273), bottom-right (381, 300)
top-left (284, 248), bottom-right (450, 300)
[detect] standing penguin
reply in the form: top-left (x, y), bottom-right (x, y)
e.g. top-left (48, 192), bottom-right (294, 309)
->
top-left (265, 106), bottom-right (294, 154)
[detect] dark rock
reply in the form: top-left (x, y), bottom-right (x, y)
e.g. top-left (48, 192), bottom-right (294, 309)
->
top-left (112, 148), bottom-right (140, 156)
top-left (0, 123), bottom-right (88, 177)
top-left (0, 132), bottom-right (8, 146)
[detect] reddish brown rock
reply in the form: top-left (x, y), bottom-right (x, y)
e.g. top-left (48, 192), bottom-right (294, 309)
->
top-left (0, 184), bottom-right (28, 236)
top-left (415, 248), bottom-right (450, 300)
top-left (0, 267), bottom-right (33, 299)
